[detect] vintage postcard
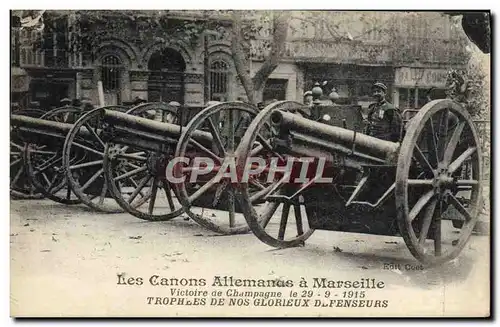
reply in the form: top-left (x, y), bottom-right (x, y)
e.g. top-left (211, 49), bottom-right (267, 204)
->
top-left (9, 9), bottom-right (491, 317)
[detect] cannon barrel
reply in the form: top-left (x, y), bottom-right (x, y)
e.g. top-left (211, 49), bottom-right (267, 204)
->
top-left (101, 110), bottom-right (213, 145)
top-left (11, 114), bottom-right (92, 139)
top-left (270, 110), bottom-right (400, 162)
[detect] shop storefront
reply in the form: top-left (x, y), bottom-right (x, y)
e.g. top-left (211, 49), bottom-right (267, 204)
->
top-left (393, 67), bottom-right (449, 110)
top-left (26, 69), bottom-right (76, 110)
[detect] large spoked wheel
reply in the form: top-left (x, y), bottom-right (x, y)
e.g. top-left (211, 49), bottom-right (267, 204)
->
top-left (173, 102), bottom-right (262, 234)
top-left (102, 103), bottom-right (184, 221)
top-left (10, 109), bottom-right (46, 199)
top-left (24, 107), bottom-right (87, 204)
top-left (234, 101), bottom-right (315, 245)
top-left (395, 99), bottom-right (483, 266)
top-left (62, 106), bottom-right (128, 212)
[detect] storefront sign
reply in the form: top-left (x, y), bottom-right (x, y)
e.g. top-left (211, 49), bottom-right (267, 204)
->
top-left (250, 40), bottom-right (391, 64)
top-left (394, 67), bottom-right (448, 88)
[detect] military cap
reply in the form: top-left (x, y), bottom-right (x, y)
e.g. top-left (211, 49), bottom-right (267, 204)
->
top-left (372, 82), bottom-right (388, 92)
top-left (303, 91), bottom-right (313, 97)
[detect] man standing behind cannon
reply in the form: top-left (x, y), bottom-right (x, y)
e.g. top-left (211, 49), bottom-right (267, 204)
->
top-left (366, 82), bottom-right (403, 142)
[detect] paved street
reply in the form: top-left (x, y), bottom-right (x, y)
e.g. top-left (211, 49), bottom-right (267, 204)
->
top-left (10, 198), bottom-right (489, 317)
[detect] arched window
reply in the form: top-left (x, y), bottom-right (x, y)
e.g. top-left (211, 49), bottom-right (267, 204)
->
top-left (209, 60), bottom-right (229, 101)
top-left (101, 55), bottom-right (122, 92)
top-left (101, 55), bottom-right (123, 105)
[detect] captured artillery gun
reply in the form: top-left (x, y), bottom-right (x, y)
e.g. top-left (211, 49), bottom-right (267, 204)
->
top-left (234, 99), bottom-right (482, 265)
top-left (11, 108), bottom-right (46, 199)
top-left (69, 101), bottom-right (263, 234)
top-left (11, 104), bottom-right (131, 207)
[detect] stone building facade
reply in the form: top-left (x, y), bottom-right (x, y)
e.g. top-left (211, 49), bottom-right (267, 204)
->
top-left (13, 11), bottom-right (470, 111)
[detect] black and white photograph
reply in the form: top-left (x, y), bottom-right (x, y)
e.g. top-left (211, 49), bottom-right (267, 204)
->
top-left (8, 8), bottom-right (491, 317)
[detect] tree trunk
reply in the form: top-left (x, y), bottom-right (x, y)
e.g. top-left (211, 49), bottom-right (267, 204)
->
top-left (230, 11), bottom-right (290, 106)
top-left (230, 11), bottom-right (255, 104)
top-left (253, 87), bottom-right (264, 104)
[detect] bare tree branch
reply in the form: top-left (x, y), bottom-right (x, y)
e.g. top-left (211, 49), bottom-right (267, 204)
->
top-left (230, 11), bottom-right (255, 103)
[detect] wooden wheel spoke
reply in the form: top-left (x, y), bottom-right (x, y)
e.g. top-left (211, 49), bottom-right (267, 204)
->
top-left (84, 123), bottom-right (105, 149)
top-left (80, 168), bottom-right (104, 192)
top-left (188, 176), bottom-right (219, 203)
top-left (69, 159), bottom-right (104, 170)
top-left (250, 143), bottom-right (265, 157)
top-left (456, 179), bottom-right (479, 186)
top-left (127, 175), bottom-right (152, 204)
top-left (226, 109), bottom-right (235, 152)
top-left (278, 203), bottom-right (291, 240)
top-left (409, 190), bottom-right (435, 222)
top-left (117, 153), bottom-right (148, 161)
top-left (47, 173), bottom-right (60, 192)
top-left (418, 198), bottom-right (438, 245)
top-left (234, 116), bottom-right (246, 135)
top-left (227, 187), bottom-right (235, 228)
top-left (31, 149), bottom-right (57, 155)
top-left (10, 168), bottom-right (23, 188)
top-left (163, 181), bottom-right (176, 211)
top-left (428, 117), bottom-right (440, 165)
top-left (443, 121), bottom-right (465, 166)
top-left (10, 142), bottom-right (24, 151)
top-left (72, 142), bottom-right (105, 157)
top-left (10, 157), bottom-right (22, 167)
top-left (250, 181), bottom-right (280, 203)
top-left (249, 178), bottom-right (266, 190)
top-left (437, 109), bottom-right (450, 162)
top-left (114, 166), bottom-right (148, 182)
top-left (293, 205), bottom-right (304, 236)
top-left (261, 203), bottom-right (280, 229)
top-left (126, 162), bottom-right (142, 170)
top-left (434, 218), bottom-right (442, 256)
top-left (449, 147), bottom-right (477, 174)
top-left (448, 194), bottom-right (473, 222)
top-left (65, 185), bottom-right (72, 200)
top-left (128, 176), bottom-right (146, 198)
top-left (41, 172), bottom-right (51, 186)
top-left (256, 134), bottom-right (283, 160)
top-left (188, 139), bottom-right (222, 163)
top-left (413, 145), bottom-right (435, 174)
top-left (34, 156), bottom-right (63, 174)
top-left (98, 180), bottom-right (108, 205)
top-left (148, 178), bottom-right (159, 215)
top-left (206, 117), bottom-right (226, 157)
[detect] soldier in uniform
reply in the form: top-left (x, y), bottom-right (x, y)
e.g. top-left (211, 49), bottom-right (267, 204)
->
top-left (366, 82), bottom-right (403, 142)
